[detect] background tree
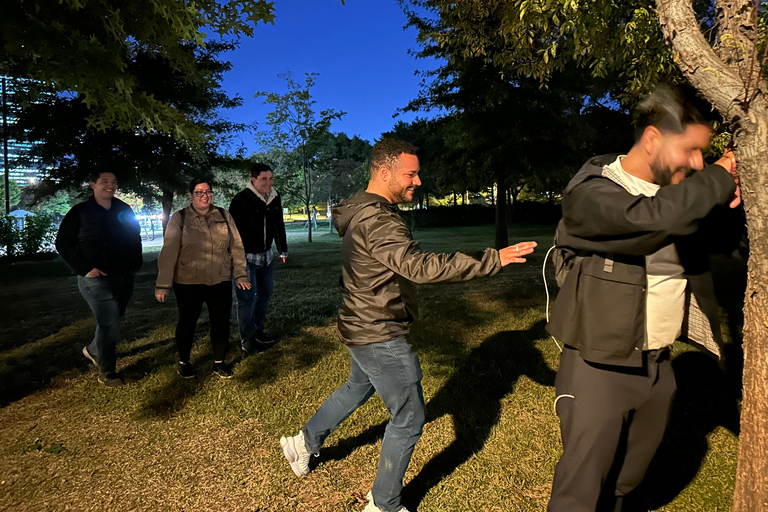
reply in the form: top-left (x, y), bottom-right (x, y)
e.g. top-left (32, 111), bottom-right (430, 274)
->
top-left (0, 0), bottom-right (275, 149)
top-left (398, 13), bottom-right (631, 247)
top-left (0, 179), bottom-right (21, 212)
top-left (255, 72), bottom-right (345, 242)
top-left (314, 132), bottom-right (371, 232)
top-left (14, 41), bottom-right (246, 230)
top-left (404, 0), bottom-right (768, 508)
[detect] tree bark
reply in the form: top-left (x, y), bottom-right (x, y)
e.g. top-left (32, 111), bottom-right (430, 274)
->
top-left (160, 187), bottom-right (174, 234)
top-left (656, 1), bottom-right (768, 510)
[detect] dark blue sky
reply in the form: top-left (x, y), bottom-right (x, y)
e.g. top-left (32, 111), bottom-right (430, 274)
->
top-left (219, 0), bottom-right (441, 154)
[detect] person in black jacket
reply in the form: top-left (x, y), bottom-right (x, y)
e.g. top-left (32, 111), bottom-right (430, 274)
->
top-left (228, 163), bottom-right (288, 354)
top-left (55, 171), bottom-right (142, 387)
top-left (546, 88), bottom-right (741, 512)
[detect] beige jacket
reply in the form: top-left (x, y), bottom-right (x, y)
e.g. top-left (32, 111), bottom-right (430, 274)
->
top-left (155, 205), bottom-right (248, 295)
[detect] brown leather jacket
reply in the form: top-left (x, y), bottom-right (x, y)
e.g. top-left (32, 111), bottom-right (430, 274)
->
top-left (155, 205), bottom-right (248, 294)
top-left (333, 190), bottom-right (502, 346)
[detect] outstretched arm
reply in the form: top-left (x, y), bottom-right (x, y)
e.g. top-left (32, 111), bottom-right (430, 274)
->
top-left (498, 241), bottom-right (537, 266)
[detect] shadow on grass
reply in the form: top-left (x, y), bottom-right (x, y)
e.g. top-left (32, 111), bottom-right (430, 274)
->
top-left (134, 370), bottom-right (209, 420)
top-left (119, 338), bottom-right (176, 381)
top-left (0, 329), bottom-right (173, 407)
top-left (622, 351), bottom-right (741, 511)
top-left (236, 331), bottom-right (338, 388)
top-left (315, 320), bottom-right (553, 510)
top-left (403, 320), bottom-right (554, 509)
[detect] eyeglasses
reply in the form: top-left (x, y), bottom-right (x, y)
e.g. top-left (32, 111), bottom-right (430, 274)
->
top-left (193, 190), bottom-right (213, 197)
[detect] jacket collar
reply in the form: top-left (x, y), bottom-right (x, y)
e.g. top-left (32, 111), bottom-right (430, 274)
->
top-left (247, 181), bottom-right (278, 204)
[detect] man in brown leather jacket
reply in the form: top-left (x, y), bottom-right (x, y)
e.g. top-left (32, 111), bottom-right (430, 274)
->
top-left (546, 88), bottom-right (741, 512)
top-left (279, 138), bottom-right (537, 512)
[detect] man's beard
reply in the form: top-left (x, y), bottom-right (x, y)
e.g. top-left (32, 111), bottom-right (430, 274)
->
top-left (388, 181), bottom-right (413, 203)
top-left (650, 160), bottom-right (688, 187)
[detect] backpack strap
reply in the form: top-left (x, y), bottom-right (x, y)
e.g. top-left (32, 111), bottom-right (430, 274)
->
top-left (178, 208), bottom-right (186, 232)
top-left (215, 207), bottom-right (231, 237)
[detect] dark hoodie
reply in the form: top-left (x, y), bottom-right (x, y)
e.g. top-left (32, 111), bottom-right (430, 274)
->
top-left (546, 154), bottom-right (737, 366)
top-left (332, 189), bottom-right (502, 346)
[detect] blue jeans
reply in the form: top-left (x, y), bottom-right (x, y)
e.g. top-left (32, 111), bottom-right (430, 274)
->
top-left (303, 338), bottom-right (426, 512)
top-left (77, 274), bottom-right (134, 375)
top-left (235, 259), bottom-right (274, 340)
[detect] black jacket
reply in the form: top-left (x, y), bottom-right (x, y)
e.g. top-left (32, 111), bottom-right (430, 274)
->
top-left (229, 188), bottom-right (288, 255)
top-left (546, 155), bottom-right (737, 366)
top-left (55, 196), bottom-right (143, 276)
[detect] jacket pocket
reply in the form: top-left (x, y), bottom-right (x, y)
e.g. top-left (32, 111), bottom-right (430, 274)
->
top-left (576, 271), bottom-right (644, 355)
top-left (216, 254), bottom-right (233, 281)
top-left (175, 258), bottom-right (197, 282)
top-left (550, 254), bottom-right (645, 358)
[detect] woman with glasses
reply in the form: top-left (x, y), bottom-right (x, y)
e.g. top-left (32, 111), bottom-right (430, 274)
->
top-left (154, 178), bottom-right (251, 379)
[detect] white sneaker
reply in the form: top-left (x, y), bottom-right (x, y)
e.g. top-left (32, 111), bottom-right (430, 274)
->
top-left (364, 491), bottom-right (410, 512)
top-left (280, 431), bottom-right (312, 477)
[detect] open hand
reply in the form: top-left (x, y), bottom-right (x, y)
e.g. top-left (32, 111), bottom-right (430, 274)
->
top-left (499, 241), bottom-right (537, 266)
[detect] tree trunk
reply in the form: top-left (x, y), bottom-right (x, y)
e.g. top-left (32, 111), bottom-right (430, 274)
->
top-left (306, 202), bottom-right (312, 243)
top-left (732, 124), bottom-right (768, 512)
top-left (160, 187), bottom-right (174, 234)
top-left (494, 171), bottom-right (508, 249)
top-left (656, 1), bottom-right (768, 509)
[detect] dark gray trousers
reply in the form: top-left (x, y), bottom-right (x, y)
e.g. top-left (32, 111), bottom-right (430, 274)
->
top-left (547, 346), bottom-right (676, 512)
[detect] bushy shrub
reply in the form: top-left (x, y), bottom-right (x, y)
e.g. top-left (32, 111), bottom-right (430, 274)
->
top-left (20, 214), bottom-right (56, 255)
top-left (0, 214), bottom-right (56, 258)
top-left (0, 216), bottom-right (22, 257)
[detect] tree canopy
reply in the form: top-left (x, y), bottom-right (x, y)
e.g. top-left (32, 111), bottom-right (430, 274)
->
top-left (0, 0), bottom-right (276, 149)
top-left (13, 41), bottom-right (245, 227)
top-left (400, 3), bottom-right (632, 246)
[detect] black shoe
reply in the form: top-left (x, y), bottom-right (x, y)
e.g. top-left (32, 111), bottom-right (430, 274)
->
top-left (241, 336), bottom-right (278, 355)
top-left (212, 362), bottom-right (234, 379)
top-left (82, 345), bottom-right (98, 366)
top-left (177, 361), bottom-right (196, 379)
top-left (98, 373), bottom-right (125, 387)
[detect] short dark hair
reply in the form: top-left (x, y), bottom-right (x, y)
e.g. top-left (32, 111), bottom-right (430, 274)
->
top-left (370, 138), bottom-right (418, 179)
top-left (633, 86), bottom-right (711, 141)
top-left (88, 170), bottom-right (116, 183)
top-left (251, 163), bottom-right (273, 179)
top-left (188, 177), bottom-right (212, 194)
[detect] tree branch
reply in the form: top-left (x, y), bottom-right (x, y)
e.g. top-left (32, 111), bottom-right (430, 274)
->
top-left (655, 0), bottom-right (756, 122)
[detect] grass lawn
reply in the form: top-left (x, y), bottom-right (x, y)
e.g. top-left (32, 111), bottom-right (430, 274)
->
top-left (0, 224), bottom-right (741, 511)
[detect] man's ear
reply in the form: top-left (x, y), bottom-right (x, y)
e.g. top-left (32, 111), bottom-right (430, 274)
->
top-left (642, 126), bottom-right (661, 155)
top-left (378, 165), bottom-right (390, 182)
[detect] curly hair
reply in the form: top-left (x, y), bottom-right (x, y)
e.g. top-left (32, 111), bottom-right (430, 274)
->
top-left (369, 138), bottom-right (418, 180)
